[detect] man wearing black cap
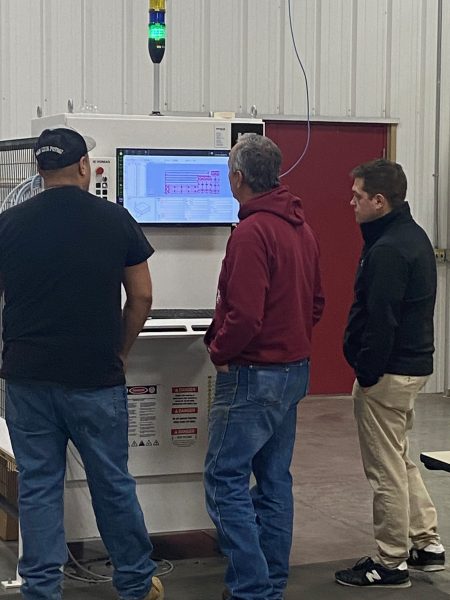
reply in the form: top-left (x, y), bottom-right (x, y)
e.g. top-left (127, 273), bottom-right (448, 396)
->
top-left (0, 127), bottom-right (163, 600)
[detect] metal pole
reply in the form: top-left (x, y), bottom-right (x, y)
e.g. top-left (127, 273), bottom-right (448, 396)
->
top-left (153, 63), bottom-right (161, 115)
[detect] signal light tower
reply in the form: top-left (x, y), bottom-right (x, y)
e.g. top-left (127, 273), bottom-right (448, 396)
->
top-left (148, 0), bottom-right (166, 114)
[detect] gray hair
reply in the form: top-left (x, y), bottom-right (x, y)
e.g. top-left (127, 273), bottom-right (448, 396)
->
top-left (229, 133), bottom-right (282, 193)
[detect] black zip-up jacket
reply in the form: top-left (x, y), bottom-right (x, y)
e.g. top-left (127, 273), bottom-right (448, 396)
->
top-left (343, 202), bottom-right (436, 388)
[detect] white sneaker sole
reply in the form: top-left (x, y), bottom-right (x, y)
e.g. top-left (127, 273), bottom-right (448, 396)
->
top-left (409, 564), bottom-right (445, 572)
top-left (336, 578), bottom-right (412, 589)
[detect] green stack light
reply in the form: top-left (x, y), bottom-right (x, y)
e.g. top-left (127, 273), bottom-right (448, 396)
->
top-left (148, 0), bottom-right (166, 64)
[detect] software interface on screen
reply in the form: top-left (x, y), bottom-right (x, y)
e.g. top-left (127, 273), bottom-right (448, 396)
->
top-left (116, 148), bottom-right (239, 225)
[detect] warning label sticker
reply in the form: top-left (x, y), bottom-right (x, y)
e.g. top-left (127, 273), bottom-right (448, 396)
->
top-left (127, 385), bottom-right (159, 448)
top-left (171, 386), bottom-right (199, 446)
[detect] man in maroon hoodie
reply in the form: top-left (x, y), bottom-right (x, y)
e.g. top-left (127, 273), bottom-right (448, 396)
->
top-left (204, 133), bottom-right (324, 600)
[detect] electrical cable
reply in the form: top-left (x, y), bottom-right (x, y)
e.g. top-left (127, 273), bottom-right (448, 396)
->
top-left (64, 445), bottom-right (175, 583)
top-left (66, 547), bottom-right (112, 581)
top-left (280, 0), bottom-right (311, 178)
top-left (64, 571), bottom-right (103, 584)
top-left (153, 557), bottom-right (175, 577)
top-left (64, 548), bottom-right (174, 584)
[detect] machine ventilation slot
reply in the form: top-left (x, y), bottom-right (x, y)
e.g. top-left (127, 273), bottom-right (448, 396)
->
top-left (142, 325), bottom-right (187, 332)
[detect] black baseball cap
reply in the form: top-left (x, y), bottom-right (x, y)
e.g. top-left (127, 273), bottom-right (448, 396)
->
top-left (34, 126), bottom-right (96, 170)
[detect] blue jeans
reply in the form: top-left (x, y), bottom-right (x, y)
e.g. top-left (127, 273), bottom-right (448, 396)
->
top-left (204, 360), bottom-right (309, 600)
top-left (5, 381), bottom-right (156, 600)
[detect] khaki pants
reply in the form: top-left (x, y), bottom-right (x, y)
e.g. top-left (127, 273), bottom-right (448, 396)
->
top-left (353, 374), bottom-right (440, 568)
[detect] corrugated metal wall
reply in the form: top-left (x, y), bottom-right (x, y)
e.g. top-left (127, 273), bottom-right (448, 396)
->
top-left (1, 0), bottom-right (449, 393)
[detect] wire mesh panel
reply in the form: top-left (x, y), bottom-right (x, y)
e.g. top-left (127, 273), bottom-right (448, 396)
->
top-left (0, 138), bottom-right (38, 206)
top-left (0, 138), bottom-right (38, 417)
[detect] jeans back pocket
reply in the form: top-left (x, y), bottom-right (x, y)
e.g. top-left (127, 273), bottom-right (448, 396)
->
top-left (247, 366), bottom-right (289, 407)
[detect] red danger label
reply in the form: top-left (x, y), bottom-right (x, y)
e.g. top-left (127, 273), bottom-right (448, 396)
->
top-left (172, 387), bottom-right (198, 393)
top-left (172, 407), bottom-right (198, 414)
top-left (171, 428), bottom-right (197, 435)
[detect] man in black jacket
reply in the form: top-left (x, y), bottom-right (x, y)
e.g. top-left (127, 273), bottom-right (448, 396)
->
top-left (335, 159), bottom-right (445, 589)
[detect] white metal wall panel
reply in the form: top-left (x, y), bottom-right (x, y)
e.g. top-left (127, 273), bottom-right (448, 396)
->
top-left (37, 0), bottom-right (84, 124)
top-left (82, 0), bottom-right (125, 115)
top-left (165, 1), bottom-right (207, 112)
top-left (123, 1), bottom-right (156, 116)
top-left (207, 0), bottom-right (244, 114)
top-left (353, 1), bottom-right (388, 117)
top-left (0, 1), bottom-right (443, 132)
top-left (243, 0), bottom-right (283, 116)
top-left (412, 0), bottom-right (439, 239)
top-left (317, 0), bottom-right (353, 118)
top-left (282, 0), bottom-right (318, 117)
top-left (389, 1), bottom-right (437, 235)
top-left (0, 0), bottom-right (42, 139)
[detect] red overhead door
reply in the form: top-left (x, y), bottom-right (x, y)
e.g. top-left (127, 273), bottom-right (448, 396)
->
top-left (265, 121), bottom-right (388, 394)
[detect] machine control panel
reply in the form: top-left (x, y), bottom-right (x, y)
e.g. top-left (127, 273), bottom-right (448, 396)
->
top-left (89, 157), bottom-right (116, 203)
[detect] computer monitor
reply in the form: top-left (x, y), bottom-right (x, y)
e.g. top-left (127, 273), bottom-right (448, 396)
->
top-left (116, 148), bottom-right (239, 226)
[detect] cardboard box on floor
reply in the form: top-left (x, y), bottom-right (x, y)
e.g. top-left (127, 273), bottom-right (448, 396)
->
top-left (0, 448), bottom-right (18, 541)
top-left (0, 508), bottom-right (17, 541)
top-left (0, 448), bottom-right (18, 504)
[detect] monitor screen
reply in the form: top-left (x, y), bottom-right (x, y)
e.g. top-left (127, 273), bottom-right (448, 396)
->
top-left (116, 148), bottom-right (239, 225)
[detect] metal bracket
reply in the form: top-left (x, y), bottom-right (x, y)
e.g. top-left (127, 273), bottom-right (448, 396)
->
top-left (434, 248), bottom-right (447, 263)
top-left (1, 578), bottom-right (22, 590)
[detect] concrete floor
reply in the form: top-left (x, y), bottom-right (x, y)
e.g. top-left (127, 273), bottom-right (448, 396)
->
top-left (1, 393), bottom-right (449, 598)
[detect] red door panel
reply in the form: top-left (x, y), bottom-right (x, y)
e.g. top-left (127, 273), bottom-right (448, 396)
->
top-left (265, 121), bottom-right (388, 394)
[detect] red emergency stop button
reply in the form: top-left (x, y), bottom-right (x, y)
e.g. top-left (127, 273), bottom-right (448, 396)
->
top-left (96, 166), bottom-right (104, 175)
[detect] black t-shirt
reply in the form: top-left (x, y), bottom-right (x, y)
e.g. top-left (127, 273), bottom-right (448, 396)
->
top-left (0, 186), bottom-right (154, 387)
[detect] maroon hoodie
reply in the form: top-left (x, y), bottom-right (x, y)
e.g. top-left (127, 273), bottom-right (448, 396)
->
top-left (205, 185), bottom-right (324, 365)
